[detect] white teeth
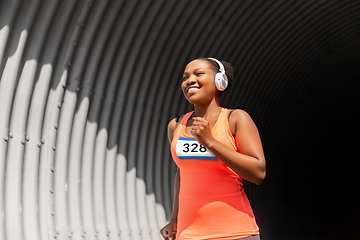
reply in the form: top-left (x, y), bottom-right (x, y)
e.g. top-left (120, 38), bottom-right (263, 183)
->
top-left (188, 87), bottom-right (199, 93)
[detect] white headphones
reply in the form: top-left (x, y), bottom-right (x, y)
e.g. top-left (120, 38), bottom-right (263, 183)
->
top-left (208, 57), bottom-right (228, 91)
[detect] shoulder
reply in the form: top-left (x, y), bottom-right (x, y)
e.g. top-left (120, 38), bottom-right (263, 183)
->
top-left (227, 109), bottom-right (256, 134)
top-left (167, 118), bottom-right (177, 143)
top-left (228, 109), bottom-right (252, 121)
top-left (168, 111), bottom-right (193, 142)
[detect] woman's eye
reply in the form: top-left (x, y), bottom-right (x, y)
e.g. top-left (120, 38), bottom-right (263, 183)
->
top-left (196, 72), bottom-right (204, 76)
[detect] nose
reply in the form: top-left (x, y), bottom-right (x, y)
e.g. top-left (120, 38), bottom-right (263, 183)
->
top-left (187, 75), bottom-right (196, 85)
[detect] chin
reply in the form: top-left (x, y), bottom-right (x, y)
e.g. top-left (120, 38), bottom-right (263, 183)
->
top-left (186, 95), bottom-right (209, 105)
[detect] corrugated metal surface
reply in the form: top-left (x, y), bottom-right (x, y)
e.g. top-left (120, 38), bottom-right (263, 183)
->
top-left (0, 1), bottom-right (359, 240)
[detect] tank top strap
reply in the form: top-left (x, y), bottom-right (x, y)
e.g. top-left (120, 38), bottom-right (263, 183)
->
top-left (179, 111), bottom-right (194, 126)
top-left (215, 108), bottom-right (229, 133)
top-left (172, 111), bottom-right (194, 146)
top-left (217, 108), bottom-right (238, 151)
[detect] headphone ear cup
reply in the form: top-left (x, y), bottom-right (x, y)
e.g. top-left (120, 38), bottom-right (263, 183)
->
top-left (214, 72), bottom-right (228, 91)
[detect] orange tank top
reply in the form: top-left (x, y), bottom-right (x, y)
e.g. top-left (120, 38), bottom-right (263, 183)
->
top-left (171, 108), bottom-right (259, 240)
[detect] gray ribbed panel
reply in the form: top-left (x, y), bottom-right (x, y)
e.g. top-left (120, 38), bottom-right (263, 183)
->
top-left (0, 1), bottom-right (359, 240)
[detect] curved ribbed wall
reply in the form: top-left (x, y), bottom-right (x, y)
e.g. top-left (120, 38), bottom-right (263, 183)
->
top-left (1, 1), bottom-right (359, 240)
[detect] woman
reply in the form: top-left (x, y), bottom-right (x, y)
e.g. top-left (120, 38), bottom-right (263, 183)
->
top-left (160, 58), bottom-right (266, 240)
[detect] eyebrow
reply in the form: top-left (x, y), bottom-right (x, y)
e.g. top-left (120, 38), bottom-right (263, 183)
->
top-left (183, 68), bottom-right (205, 75)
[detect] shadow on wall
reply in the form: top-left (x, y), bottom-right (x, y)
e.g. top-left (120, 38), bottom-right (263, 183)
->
top-left (0, 1), bottom-right (196, 240)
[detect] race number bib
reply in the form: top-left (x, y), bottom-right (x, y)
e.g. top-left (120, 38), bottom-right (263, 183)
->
top-left (176, 137), bottom-right (216, 160)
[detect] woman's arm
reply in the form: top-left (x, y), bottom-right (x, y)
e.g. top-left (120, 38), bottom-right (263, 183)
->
top-left (191, 110), bottom-right (266, 185)
top-left (160, 119), bottom-right (180, 240)
top-left (171, 167), bottom-right (180, 221)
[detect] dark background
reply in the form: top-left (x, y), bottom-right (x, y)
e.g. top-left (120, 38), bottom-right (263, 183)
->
top-left (168, 1), bottom-right (360, 239)
top-left (200, 1), bottom-right (360, 239)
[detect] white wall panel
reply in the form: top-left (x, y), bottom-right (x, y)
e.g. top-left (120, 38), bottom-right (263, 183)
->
top-left (0, 1), bottom-right (174, 239)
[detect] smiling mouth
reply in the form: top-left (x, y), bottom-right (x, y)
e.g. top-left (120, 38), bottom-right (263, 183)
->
top-left (187, 87), bottom-right (200, 93)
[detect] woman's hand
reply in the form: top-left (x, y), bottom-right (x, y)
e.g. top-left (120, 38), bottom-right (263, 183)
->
top-left (160, 220), bottom-right (177, 240)
top-left (190, 117), bottom-right (216, 147)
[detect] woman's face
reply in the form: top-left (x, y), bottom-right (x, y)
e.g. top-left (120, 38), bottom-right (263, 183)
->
top-left (182, 59), bottom-right (218, 105)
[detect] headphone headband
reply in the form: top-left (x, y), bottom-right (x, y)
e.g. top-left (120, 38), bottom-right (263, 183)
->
top-left (208, 57), bottom-right (225, 73)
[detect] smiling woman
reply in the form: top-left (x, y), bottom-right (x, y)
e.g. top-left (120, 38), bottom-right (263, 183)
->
top-left (181, 58), bottom-right (234, 104)
top-left (160, 58), bottom-right (265, 240)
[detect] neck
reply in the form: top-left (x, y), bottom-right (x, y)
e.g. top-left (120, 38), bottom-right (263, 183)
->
top-left (193, 99), bottom-right (222, 119)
